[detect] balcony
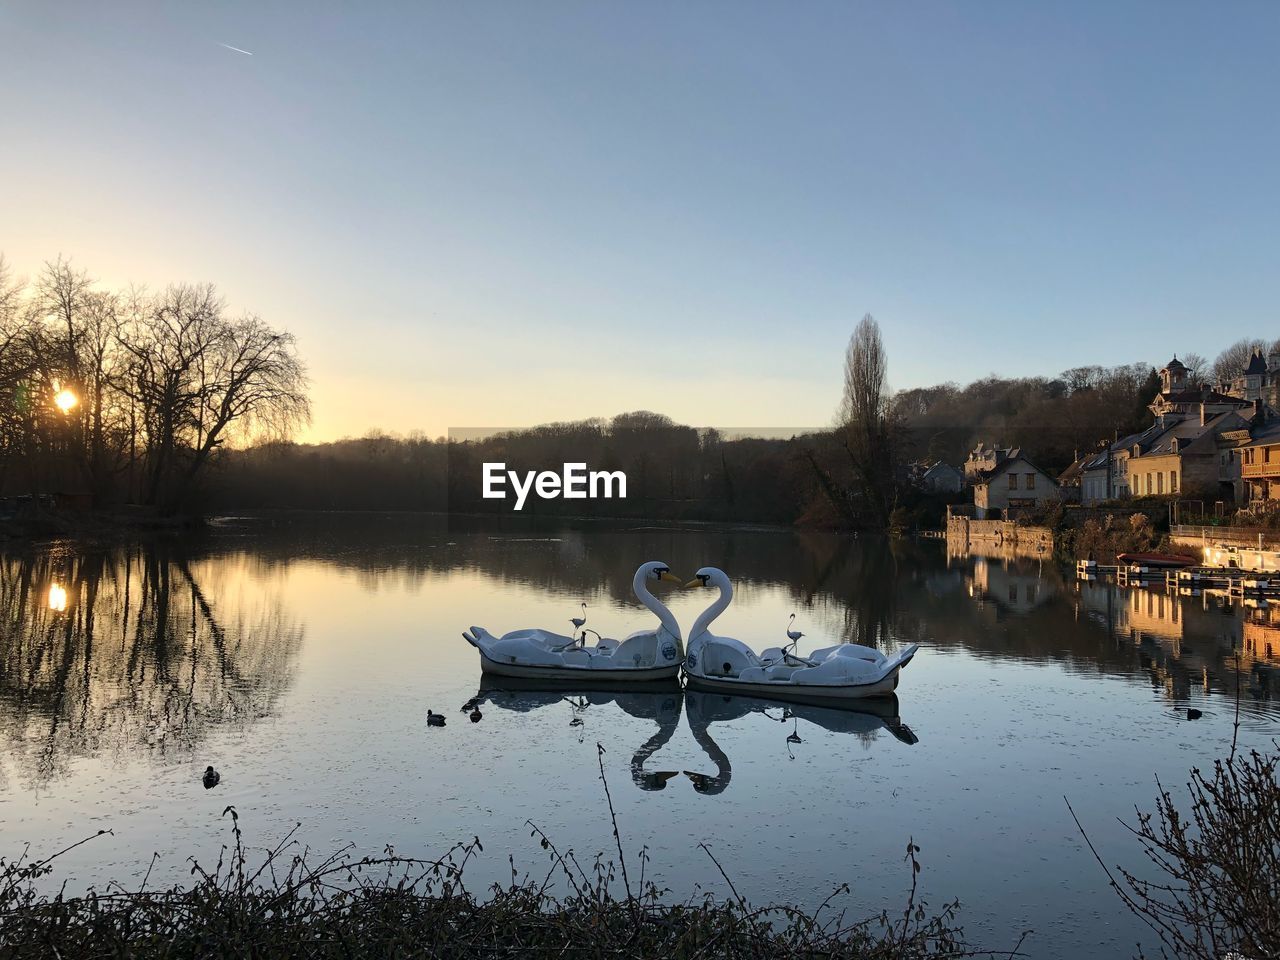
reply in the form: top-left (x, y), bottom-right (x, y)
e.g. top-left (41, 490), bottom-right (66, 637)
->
top-left (1242, 461), bottom-right (1280, 478)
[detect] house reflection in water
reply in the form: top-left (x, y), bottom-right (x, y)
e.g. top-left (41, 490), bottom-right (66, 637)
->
top-left (1076, 578), bottom-right (1261, 701)
top-left (967, 556), bottom-right (1055, 614)
top-left (1242, 605), bottom-right (1280, 695)
top-left (946, 536), bottom-right (1270, 705)
top-left (947, 537), bottom-right (1059, 616)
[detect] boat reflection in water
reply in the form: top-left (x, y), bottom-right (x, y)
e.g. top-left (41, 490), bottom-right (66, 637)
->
top-left (683, 689), bottom-right (917, 795)
top-left (470, 678), bottom-right (917, 796)
top-left (470, 677), bottom-right (684, 790)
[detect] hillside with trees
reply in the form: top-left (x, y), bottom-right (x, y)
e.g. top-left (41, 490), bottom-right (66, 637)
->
top-left (209, 324), bottom-right (1280, 530)
top-left (4, 252), bottom-right (1276, 531)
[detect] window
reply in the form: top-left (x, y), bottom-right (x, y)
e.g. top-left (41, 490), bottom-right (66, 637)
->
top-left (1157, 472), bottom-right (1164, 494)
top-left (1025, 473), bottom-right (1036, 489)
top-left (1008, 473), bottom-right (1018, 490)
top-left (1171, 471), bottom-right (1178, 493)
top-left (1267, 448), bottom-right (1273, 463)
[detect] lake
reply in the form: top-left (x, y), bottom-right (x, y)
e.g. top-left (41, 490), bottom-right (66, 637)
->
top-left (1, 515), bottom-right (1276, 958)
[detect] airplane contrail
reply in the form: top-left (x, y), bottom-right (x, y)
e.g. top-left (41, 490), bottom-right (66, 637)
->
top-left (217, 42), bottom-right (253, 56)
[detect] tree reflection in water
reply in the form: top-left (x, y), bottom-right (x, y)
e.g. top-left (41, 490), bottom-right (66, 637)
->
top-left (0, 543), bottom-right (303, 788)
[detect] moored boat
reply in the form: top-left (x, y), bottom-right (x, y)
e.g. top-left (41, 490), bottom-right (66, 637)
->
top-left (463, 561), bottom-right (684, 681)
top-left (681, 567), bottom-right (918, 703)
top-left (1115, 552), bottom-right (1198, 569)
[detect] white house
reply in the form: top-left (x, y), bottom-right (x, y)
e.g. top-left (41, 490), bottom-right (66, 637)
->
top-left (972, 454), bottom-right (1062, 519)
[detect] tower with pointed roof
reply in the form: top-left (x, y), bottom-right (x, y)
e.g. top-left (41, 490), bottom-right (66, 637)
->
top-left (1159, 356), bottom-right (1187, 395)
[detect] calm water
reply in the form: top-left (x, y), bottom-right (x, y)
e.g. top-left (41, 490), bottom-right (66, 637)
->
top-left (2, 515), bottom-right (1277, 958)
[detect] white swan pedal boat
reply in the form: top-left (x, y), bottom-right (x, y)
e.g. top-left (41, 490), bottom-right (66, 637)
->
top-left (683, 567), bottom-right (919, 702)
top-left (463, 561), bottom-right (684, 682)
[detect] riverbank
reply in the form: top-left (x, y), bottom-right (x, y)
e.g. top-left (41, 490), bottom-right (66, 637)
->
top-left (0, 507), bottom-right (207, 543)
top-left (0, 811), bottom-right (1016, 960)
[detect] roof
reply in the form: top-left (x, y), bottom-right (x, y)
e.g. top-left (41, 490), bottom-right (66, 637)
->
top-left (1246, 351), bottom-right (1269, 376)
top-left (967, 444), bottom-right (1018, 460)
top-left (1124, 422), bottom-right (1176, 456)
top-left (923, 461), bottom-right (961, 476)
top-left (1057, 457), bottom-right (1087, 484)
top-left (1158, 389), bottom-right (1250, 406)
top-left (1135, 411), bottom-right (1245, 458)
top-left (1079, 425), bottom-right (1167, 475)
top-left (1163, 356), bottom-right (1186, 371)
top-left (973, 454), bottom-right (1057, 487)
top-left (1245, 419), bottom-right (1280, 446)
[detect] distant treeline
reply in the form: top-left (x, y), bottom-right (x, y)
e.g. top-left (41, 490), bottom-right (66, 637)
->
top-left (209, 415), bottom-right (846, 525)
top-left (890, 363), bottom-right (1163, 473)
top-left (210, 327), bottom-right (1280, 529)
top-left (4, 255), bottom-right (1273, 529)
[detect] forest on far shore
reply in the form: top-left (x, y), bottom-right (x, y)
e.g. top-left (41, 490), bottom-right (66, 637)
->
top-left (5, 253), bottom-right (1275, 529)
top-left (210, 334), bottom-right (1269, 528)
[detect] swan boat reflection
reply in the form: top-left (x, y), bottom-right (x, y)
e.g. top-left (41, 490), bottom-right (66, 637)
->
top-left (682, 688), bottom-right (917, 794)
top-left (469, 675), bottom-right (685, 790)
top-left (469, 678), bottom-right (917, 795)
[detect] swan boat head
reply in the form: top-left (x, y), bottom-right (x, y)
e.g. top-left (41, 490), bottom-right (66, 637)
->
top-left (633, 560), bottom-right (685, 642)
top-left (684, 566), bottom-right (734, 643)
top-left (638, 561), bottom-right (684, 590)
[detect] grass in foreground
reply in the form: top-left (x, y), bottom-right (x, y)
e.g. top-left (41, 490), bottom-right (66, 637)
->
top-left (0, 746), bottom-right (1026, 959)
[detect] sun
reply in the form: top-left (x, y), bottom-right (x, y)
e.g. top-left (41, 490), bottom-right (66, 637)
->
top-left (54, 388), bottom-right (78, 413)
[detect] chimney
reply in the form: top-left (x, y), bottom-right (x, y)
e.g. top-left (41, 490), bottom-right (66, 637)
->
top-left (1254, 398), bottom-right (1264, 422)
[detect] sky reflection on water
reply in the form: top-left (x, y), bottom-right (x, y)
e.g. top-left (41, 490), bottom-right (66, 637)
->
top-left (0, 515), bottom-right (1277, 959)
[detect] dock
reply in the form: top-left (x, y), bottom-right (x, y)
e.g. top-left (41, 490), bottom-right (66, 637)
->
top-left (1076, 558), bottom-right (1280, 601)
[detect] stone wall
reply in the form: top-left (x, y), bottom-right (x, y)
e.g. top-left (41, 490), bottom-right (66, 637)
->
top-left (946, 514), bottom-right (1053, 550)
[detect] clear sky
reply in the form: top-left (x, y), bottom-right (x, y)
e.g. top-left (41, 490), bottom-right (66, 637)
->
top-left (2, 2), bottom-right (1278, 442)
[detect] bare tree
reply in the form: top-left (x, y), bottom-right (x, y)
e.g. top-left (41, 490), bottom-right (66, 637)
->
top-left (1061, 365), bottom-right (1105, 394)
top-left (0, 259), bottom-right (37, 490)
top-left (31, 256), bottom-right (92, 388)
top-left (118, 283), bottom-right (224, 507)
top-left (118, 285), bottom-right (309, 509)
top-left (1212, 339), bottom-right (1270, 383)
top-left (0, 256), bottom-right (23, 326)
top-left (1181, 351), bottom-right (1208, 387)
top-left (1073, 746), bottom-right (1280, 960)
top-left (839, 314), bottom-right (889, 427)
top-left (181, 312), bottom-right (310, 494)
top-left (837, 314), bottom-right (894, 527)
top-left (0, 255), bottom-right (312, 511)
